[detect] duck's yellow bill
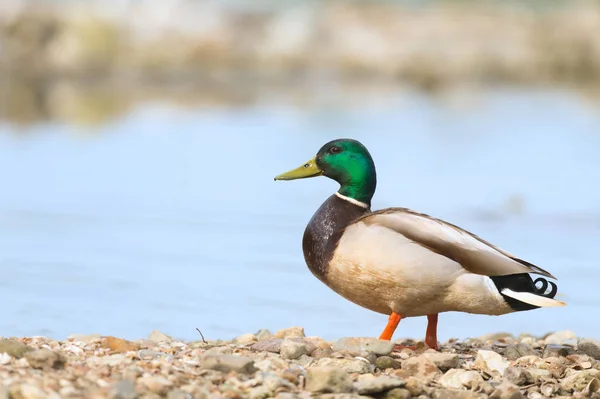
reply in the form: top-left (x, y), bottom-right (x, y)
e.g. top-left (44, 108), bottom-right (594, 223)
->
top-left (274, 157), bottom-right (323, 181)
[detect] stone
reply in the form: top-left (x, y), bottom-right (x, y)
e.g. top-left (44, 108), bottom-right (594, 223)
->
top-left (139, 376), bottom-right (173, 395)
top-left (579, 338), bottom-right (600, 360)
top-left (0, 339), bottom-right (32, 358)
top-left (108, 380), bottom-right (138, 399)
top-left (280, 340), bottom-right (308, 360)
top-left (12, 384), bottom-right (47, 399)
top-left (353, 375), bottom-right (405, 394)
top-left (432, 390), bottom-right (485, 399)
top-left (381, 388), bottom-right (412, 399)
top-left (475, 350), bottom-right (508, 376)
top-left (68, 334), bottom-right (101, 343)
top-left (583, 378), bottom-right (600, 396)
top-left (375, 356), bottom-right (402, 370)
top-left (234, 334), bottom-right (258, 345)
top-left (544, 330), bottom-right (577, 345)
top-left (332, 337), bottom-right (395, 356)
top-left (0, 386), bottom-right (8, 399)
top-left (439, 369), bottom-right (482, 389)
top-left (24, 349), bottom-right (65, 370)
top-left (480, 332), bottom-right (514, 341)
top-left (305, 336), bottom-right (332, 350)
top-left (200, 354), bottom-right (257, 374)
top-left (274, 327), bottom-right (305, 339)
top-left (314, 357), bottom-right (372, 374)
top-left (504, 367), bottom-right (527, 386)
top-left (166, 390), bottom-right (192, 399)
top-left (304, 367), bottom-right (353, 393)
top-left (101, 337), bottom-right (140, 353)
top-left (423, 352), bottom-right (460, 370)
top-left (250, 338), bottom-right (317, 355)
top-left (542, 344), bottom-right (574, 358)
top-left (397, 355), bottom-right (441, 381)
top-left (256, 329), bottom-right (274, 341)
top-left (560, 369), bottom-right (600, 392)
top-left (317, 395), bottom-right (373, 399)
top-left (148, 330), bottom-right (172, 343)
top-left (504, 343), bottom-right (535, 360)
top-left (138, 350), bottom-right (169, 360)
top-left (404, 377), bottom-right (424, 396)
top-left (525, 368), bottom-right (551, 384)
top-left (489, 381), bottom-right (524, 399)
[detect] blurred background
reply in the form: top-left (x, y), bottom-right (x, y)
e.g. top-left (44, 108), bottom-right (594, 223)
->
top-left (1, 0), bottom-right (600, 342)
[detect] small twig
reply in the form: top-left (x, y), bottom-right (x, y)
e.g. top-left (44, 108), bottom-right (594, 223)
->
top-left (196, 328), bottom-right (207, 343)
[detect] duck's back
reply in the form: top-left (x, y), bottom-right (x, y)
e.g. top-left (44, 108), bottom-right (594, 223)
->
top-left (302, 194), bottom-right (369, 283)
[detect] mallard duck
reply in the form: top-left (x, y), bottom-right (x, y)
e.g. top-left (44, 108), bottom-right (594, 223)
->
top-left (274, 138), bottom-right (565, 350)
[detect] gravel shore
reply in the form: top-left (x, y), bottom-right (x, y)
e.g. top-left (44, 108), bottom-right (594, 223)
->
top-left (1, 328), bottom-right (600, 398)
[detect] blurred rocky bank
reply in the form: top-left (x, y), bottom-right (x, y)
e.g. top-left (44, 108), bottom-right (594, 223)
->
top-left (1, 0), bottom-right (600, 125)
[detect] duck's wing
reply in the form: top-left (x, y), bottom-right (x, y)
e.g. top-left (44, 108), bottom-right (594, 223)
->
top-left (352, 207), bottom-right (556, 280)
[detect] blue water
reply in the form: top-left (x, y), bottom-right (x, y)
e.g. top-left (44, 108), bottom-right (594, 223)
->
top-left (1, 86), bottom-right (599, 342)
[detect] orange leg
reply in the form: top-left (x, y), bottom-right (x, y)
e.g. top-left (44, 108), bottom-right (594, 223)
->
top-left (425, 313), bottom-right (439, 350)
top-left (379, 312), bottom-right (401, 341)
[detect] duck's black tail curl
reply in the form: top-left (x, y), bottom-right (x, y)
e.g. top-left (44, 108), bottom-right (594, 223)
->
top-left (490, 273), bottom-right (563, 311)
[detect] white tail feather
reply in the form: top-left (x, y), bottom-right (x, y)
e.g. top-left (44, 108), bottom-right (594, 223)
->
top-left (501, 289), bottom-right (566, 307)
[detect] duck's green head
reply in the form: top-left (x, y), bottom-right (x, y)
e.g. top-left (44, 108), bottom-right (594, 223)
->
top-left (274, 138), bottom-right (377, 206)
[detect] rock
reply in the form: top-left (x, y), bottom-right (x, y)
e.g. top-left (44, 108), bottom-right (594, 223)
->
top-left (313, 348), bottom-right (334, 359)
top-left (582, 378), bottom-right (600, 397)
top-left (305, 336), bottom-right (332, 350)
top-left (525, 368), bottom-right (551, 384)
top-left (11, 384), bottom-right (47, 399)
top-left (68, 334), bottom-right (101, 343)
top-left (404, 377), bottom-right (425, 396)
top-left (200, 354), bottom-right (257, 374)
top-left (304, 367), bottom-right (353, 393)
top-left (504, 367), bottom-right (527, 386)
top-left (544, 330), bottom-right (577, 345)
top-left (480, 332), bottom-right (514, 341)
top-left (423, 352), bottom-right (460, 371)
top-left (317, 395), bottom-right (373, 399)
top-left (166, 390), bottom-right (191, 399)
top-left (560, 369), bottom-right (600, 392)
top-left (489, 381), bottom-right (524, 399)
top-left (0, 386), bottom-right (7, 399)
top-left (24, 349), bottom-right (65, 370)
top-left (353, 375), bottom-right (405, 394)
top-left (147, 330), bottom-right (172, 343)
top-left (375, 356), bottom-right (402, 370)
top-left (234, 334), bottom-right (258, 345)
top-left (255, 329), bottom-right (274, 341)
top-left (542, 344), bottom-right (574, 358)
top-left (432, 390), bottom-right (485, 399)
top-left (381, 388), bottom-right (412, 399)
top-left (579, 338), bottom-right (600, 360)
top-left (475, 350), bottom-right (508, 376)
top-left (101, 337), bottom-right (140, 353)
top-left (0, 339), bottom-right (32, 358)
top-left (504, 343), bottom-right (535, 360)
top-left (250, 338), bottom-right (317, 355)
top-left (439, 369), bottom-right (483, 389)
top-left (332, 337), bottom-right (394, 356)
top-left (139, 376), bottom-right (173, 395)
top-left (314, 358), bottom-right (372, 374)
top-left (138, 350), bottom-right (169, 360)
top-left (280, 340), bottom-right (308, 360)
top-left (108, 380), bottom-right (138, 399)
top-left (274, 327), bottom-right (305, 339)
top-left (398, 355), bottom-right (441, 381)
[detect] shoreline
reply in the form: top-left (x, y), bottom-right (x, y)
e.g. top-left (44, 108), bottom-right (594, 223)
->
top-left (1, 328), bottom-right (599, 398)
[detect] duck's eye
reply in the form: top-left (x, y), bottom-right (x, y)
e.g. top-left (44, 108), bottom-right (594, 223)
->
top-left (329, 146), bottom-right (341, 154)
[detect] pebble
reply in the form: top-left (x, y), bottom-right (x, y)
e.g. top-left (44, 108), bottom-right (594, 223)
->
top-left (579, 338), bottom-right (600, 360)
top-left (353, 374), bottom-right (405, 394)
top-left (423, 352), bottom-right (460, 370)
top-left (397, 355), bottom-right (441, 381)
top-left (166, 389), bottom-right (192, 399)
top-left (504, 366), bottom-right (528, 386)
top-left (504, 343), bottom-right (535, 360)
top-left (0, 339), bottom-right (32, 358)
top-left (490, 381), bottom-right (524, 399)
top-left (274, 327), bottom-right (305, 339)
top-left (200, 354), bottom-right (257, 374)
top-left (102, 337), bottom-right (140, 353)
top-left (314, 358), bottom-right (372, 374)
top-left (542, 344), bottom-right (574, 358)
top-left (544, 330), bottom-right (577, 345)
top-left (438, 369), bottom-right (483, 389)
top-left (147, 330), bottom-right (173, 343)
top-left (235, 334), bottom-right (258, 345)
top-left (256, 329), bottom-right (274, 341)
top-left (68, 334), bottom-right (101, 343)
top-left (250, 338), bottom-right (317, 355)
top-left (108, 380), bottom-right (137, 399)
top-left (24, 349), bottom-right (65, 370)
top-left (280, 340), bottom-right (308, 360)
top-left (332, 337), bottom-right (394, 356)
top-left (380, 388), bottom-right (412, 399)
top-left (375, 356), bottom-right (402, 370)
top-left (305, 367), bottom-right (353, 393)
top-left (475, 350), bottom-right (508, 375)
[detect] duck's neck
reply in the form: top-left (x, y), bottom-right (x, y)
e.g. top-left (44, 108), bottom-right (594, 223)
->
top-left (336, 163), bottom-right (377, 208)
